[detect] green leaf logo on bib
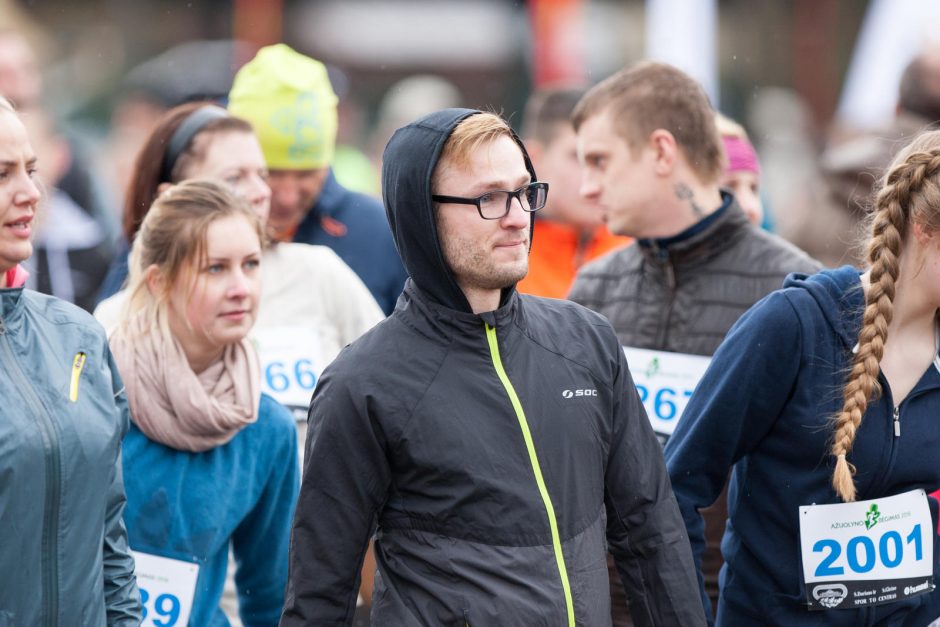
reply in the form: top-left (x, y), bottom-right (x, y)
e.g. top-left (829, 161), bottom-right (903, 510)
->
top-left (865, 504), bottom-right (880, 530)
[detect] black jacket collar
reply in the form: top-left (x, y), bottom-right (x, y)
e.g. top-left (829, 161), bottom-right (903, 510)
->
top-left (637, 192), bottom-right (751, 268)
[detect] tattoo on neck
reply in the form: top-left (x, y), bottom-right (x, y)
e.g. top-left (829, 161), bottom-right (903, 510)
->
top-left (675, 183), bottom-right (705, 218)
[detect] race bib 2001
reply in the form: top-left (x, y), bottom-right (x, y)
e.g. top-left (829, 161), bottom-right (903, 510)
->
top-left (622, 347), bottom-right (711, 437)
top-left (131, 551), bottom-right (199, 626)
top-left (799, 489), bottom-right (935, 611)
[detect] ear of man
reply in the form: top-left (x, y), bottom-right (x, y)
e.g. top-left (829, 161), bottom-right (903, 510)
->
top-left (648, 129), bottom-right (679, 177)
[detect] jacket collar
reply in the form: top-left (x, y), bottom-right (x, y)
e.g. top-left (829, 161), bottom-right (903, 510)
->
top-left (397, 279), bottom-right (523, 342)
top-left (310, 170), bottom-right (342, 220)
top-left (636, 191), bottom-right (749, 267)
top-left (0, 287), bottom-right (25, 332)
top-left (293, 171), bottom-right (342, 242)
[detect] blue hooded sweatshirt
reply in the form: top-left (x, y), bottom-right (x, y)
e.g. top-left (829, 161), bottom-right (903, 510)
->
top-left (665, 266), bottom-right (940, 626)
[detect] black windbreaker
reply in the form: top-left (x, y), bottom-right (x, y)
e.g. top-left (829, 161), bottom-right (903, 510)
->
top-left (280, 109), bottom-right (705, 626)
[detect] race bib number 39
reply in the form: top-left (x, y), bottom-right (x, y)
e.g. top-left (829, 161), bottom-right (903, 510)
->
top-left (131, 551), bottom-right (199, 626)
top-left (799, 489), bottom-right (935, 611)
top-left (622, 347), bottom-right (711, 437)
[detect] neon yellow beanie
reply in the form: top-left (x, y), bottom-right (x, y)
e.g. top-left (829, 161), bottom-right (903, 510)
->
top-left (228, 44), bottom-right (338, 170)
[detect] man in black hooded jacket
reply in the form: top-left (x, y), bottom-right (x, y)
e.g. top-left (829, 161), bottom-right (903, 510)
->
top-left (279, 109), bottom-right (705, 627)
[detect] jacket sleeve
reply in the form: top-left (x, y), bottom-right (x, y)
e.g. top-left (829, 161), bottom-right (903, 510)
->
top-left (233, 400), bottom-right (300, 627)
top-left (279, 365), bottom-right (392, 626)
top-left (103, 348), bottom-right (142, 626)
top-left (604, 334), bottom-right (707, 627)
top-left (663, 291), bottom-right (803, 625)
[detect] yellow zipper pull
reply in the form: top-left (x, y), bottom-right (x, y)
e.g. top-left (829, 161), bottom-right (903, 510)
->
top-left (69, 352), bottom-right (86, 402)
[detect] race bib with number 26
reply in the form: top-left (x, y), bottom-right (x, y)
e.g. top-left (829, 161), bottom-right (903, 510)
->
top-left (623, 346), bottom-right (711, 437)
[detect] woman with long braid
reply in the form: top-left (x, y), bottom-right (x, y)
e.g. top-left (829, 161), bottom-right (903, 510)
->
top-left (664, 130), bottom-right (940, 626)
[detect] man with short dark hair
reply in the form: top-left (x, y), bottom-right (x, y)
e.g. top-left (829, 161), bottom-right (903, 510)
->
top-left (516, 87), bottom-right (630, 298)
top-left (568, 61), bottom-right (819, 625)
top-left (280, 108), bottom-right (706, 626)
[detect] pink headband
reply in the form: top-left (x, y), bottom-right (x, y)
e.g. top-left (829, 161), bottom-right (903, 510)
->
top-left (723, 136), bottom-right (761, 176)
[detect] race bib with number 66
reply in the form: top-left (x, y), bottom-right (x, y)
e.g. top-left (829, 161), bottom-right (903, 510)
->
top-left (253, 327), bottom-right (325, 419)
top-left (799, 489), bottom-right (934, 611)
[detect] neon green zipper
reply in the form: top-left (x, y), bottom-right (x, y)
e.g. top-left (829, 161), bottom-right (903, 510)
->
top-left (485, 323), bottom-right (575, 627)
top-left (69, 352), bottom-right (86, 402)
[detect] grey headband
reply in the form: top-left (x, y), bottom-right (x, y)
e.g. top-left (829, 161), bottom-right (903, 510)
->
top-left (160, 106), bottom-right (230, 182)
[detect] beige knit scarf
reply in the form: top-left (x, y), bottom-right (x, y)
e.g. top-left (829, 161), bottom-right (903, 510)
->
top-left (110, 312), bottom-right (261, 452)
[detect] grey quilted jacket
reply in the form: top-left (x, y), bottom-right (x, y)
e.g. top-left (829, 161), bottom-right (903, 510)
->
top-left (569, 198), bottom-right (821, 357)
top-left (569, 197), bottom-right (820, 625)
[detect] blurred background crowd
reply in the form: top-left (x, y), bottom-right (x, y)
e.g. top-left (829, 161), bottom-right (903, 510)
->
top-left (2, 0), bottom-right (939, 302)
top-left (6, 1), bottom-right (940, 624)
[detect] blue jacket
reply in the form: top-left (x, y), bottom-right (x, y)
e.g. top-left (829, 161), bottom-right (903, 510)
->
top-left (293, 172), bottom-right (406, 315)
top-left (665, 266), bottom-right (940, 626)
top-left (122, 394), bottom-right (299, 627)
top-left (0, 287), bottom-right (140, 626)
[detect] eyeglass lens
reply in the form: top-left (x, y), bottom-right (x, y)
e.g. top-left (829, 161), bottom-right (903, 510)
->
top-left (480, 184), bottom-right (546, 218)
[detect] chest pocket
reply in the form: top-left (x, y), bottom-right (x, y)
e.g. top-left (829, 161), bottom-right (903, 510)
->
top-left (55, 343), bottom-right (122, 475)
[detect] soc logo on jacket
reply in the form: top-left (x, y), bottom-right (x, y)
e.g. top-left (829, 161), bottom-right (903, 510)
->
top-left (562, 389), bottom-right (597, 399)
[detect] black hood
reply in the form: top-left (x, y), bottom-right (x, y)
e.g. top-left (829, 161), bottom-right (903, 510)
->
top-left (381, 108), bottom-right (537, 313)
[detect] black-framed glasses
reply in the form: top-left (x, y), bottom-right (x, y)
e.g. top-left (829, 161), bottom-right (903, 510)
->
top-left (432, 181), bottom-right (549, 220)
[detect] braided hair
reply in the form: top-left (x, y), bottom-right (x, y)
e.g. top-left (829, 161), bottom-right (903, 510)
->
top-left (831, 130), bottom-right (940, 501)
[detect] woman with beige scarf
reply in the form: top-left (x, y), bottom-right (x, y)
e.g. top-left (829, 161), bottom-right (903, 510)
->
top-left (93, 102), bottom-right (383, 623)
top-left (108, 180), bottom-right (298, 627)
top-left (94, 102), bottom-right (383, 421)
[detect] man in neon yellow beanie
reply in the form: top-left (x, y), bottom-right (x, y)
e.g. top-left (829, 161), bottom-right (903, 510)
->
top-left (229, 44), bottom-right (406, 315)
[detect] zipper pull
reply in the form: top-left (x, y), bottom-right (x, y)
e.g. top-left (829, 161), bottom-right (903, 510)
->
top-left (893, 406), bottom-right (900, 437)
top-left (665, 262), bottom-right (677, 289)
top-left (69, 352), bottom-right (86, 403)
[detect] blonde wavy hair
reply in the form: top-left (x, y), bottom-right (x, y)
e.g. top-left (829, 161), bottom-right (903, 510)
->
top-left (117, 179), bottom-right (263, 340)
top-left (831, 130), bottom-right (940, 501)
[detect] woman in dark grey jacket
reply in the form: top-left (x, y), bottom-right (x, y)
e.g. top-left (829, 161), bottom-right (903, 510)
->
top-left (0, 96), bottom-right (140, 625)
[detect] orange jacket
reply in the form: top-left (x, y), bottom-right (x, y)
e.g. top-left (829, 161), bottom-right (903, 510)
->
top-left (517, 220), bottom-right (631, 299)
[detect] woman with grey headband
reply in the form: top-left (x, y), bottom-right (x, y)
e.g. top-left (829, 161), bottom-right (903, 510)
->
top-left (94, 101), bottom-right (384, 624)
top-left (94, 103), bottom-right (383, 418)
